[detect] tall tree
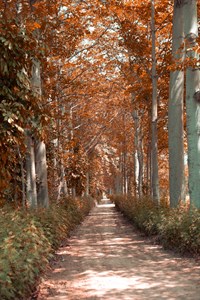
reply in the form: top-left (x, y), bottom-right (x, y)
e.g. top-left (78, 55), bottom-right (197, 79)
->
top-left (0, 3), bottom-right (40, 202)
top-left (151, 0), bottom-right (160, 203)
top-left (168, 0), bottom-right (185, 207)
top-left (184, 0), bottom-right (200, 208)
top-left (27, 0), bottom-right (50, 208)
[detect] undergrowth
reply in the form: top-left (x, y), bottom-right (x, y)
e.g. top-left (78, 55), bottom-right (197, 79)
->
top-left (113, 195), bottom-right (200, 256)
top-left (0, 196), bottom-right (94, 300)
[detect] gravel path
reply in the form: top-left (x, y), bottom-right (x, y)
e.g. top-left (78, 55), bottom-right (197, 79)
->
top-left (37, 201), bottom-right (200, 300)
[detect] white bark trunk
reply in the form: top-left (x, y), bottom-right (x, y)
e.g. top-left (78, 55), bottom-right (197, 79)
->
top-left (134, 150), bottom-right (139, 196)
top-left (146, 140), bottom-right (151, 196)
top-left (122, 151), bottom-right (127, 195)
top-left (133, 110), bottom-right (139, 195)
top-left (151, 0), bottom-right (160, 203)
top-left (26, 133), bottom-right (37, 208)
top-left (184, 0), bottom-right (200, 208)
top-left (138, 133), bottom-right (143, 198)
top-left (86, 172), bottom-right (90, 196)
top-left (168, 0), bottom-right (185, 207)
top-left (32, 59), bottom-right (49, 207)
top-left (132, 110), bottom-right (144, 197)
top-left (35, 140), bottom-right (49, 208)
top-left (57, 161), bottom-right (68, 201)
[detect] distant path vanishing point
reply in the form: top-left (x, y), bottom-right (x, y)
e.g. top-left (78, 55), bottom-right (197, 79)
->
top-left (38, 200), bottom-right (200, 300)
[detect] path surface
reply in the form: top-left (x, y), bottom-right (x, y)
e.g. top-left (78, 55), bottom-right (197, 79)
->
top-left (38, 201), bottom-right (200, 300)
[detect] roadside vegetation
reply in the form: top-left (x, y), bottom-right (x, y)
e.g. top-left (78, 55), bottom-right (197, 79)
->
top-left (0, 196), bottom-right (93, 300)
top-left (113, 195), bottom-right (200, 257)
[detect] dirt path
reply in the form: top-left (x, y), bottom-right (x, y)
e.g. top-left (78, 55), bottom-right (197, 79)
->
top-left (38, 201), bottom-right (200, 300)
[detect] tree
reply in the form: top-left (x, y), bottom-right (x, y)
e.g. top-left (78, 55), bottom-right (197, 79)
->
top-left (26, 132), bottom-right (38, 208)
top-left (112, 0), bottom-right (171, 200)
top-left (25, 1), bottom-right (50, 208)
top-left (151, 0), bottom-right (160, 203)
top-left (184, 0), bottom-right (200, 208)
top-left (0, 10), bottom-right (40, 202)
top-left (168, 0), bottom-right (185, 207)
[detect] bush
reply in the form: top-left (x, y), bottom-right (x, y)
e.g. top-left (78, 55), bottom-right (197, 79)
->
top-left (157, 206), bottom-right (200, 255)
top-left (0, 196), bottom-right (94, 299)
top-left (113, 195), bottom-right (200, 256)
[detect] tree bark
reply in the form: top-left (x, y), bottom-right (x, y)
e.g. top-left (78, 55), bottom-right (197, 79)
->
top-left (115, 171), bottom-right (122, 195)
top-left (32, 58), bottom-right (49, 207)
top-left (26, 133), bottom-right (37, 208)
top-left (85, 171), bottom-right (90, 196)
top-left (133, 110), bottom-right (139, 196)
top-left (151, 0), bottom-right (160, 203)
top-left (57, 160), bottom-right (68, 201)
top-left (35, 140), bottom-right (49, 208)
top-left (184, 0), bottom-right (200, 208)
top-left (132, 110), bottom-right (144, 198)
top-left (17, 146), bottom-right (26, 207)
top-left (138, 130), bottom-right (143, 198)
top-left (168, 0), bottom-right (185, 207)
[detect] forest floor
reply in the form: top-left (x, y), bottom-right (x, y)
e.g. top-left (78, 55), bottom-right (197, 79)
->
top-left (37, 199), bottom-right (200, 300)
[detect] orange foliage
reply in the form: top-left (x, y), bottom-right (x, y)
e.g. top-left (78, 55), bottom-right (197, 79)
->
top-left (1, 0), bottom-right (199, 201)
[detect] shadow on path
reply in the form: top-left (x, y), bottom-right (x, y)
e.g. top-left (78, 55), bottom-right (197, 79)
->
top-left (38, 201), bottom-right (200, 300)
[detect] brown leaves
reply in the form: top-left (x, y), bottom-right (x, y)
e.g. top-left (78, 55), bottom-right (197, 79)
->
top-left (26, 21), bottom-right (41, 32)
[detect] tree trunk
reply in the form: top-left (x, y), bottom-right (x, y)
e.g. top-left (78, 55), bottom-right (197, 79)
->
top-left (132, 109), bottom-right (144, 198)
top-left (35, 140), bottom-right (49, 208)
top-left (115, 171), bottom-right (122, 195)
top-left (85, 171), bottom-right (90, 196)
top-left (55, 105), bottom-right (68, 201)
top-left (133, 149), bottom-right (138, 197)
top-left (168, 0), bottom-right (185, 207)
top-left (122, 149), bottom-right (127, 195)
top-left (32, 58), bottom-right (49, 207)
top-left (184, 0), bottom-right (200, 208)
top-left (57, 160), bottom-right (68, 201)
top-left (151, 0), bottom-right (160, 203)
top-left (26, 133), bottom-right (37, 208)
top-left (17, 147), bottom-right (26, 207)
top-left (138, 129), bottom-right (143, 198)
top-left (146, 139), bottom-right (151, 196)
top-left (133, 110), bottom-right (139, 196)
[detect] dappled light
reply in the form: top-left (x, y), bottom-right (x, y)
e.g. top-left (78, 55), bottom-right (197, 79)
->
top-left (38, 202), bottom-right (200, 300)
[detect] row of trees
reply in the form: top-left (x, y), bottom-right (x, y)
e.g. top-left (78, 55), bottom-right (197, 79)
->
top-left (0, 0), bottom-right (199, 208)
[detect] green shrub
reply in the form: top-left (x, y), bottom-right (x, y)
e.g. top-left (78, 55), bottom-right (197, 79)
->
top-left (113, 195), bottom-right (200, 256)
top-left (0, 196), bottom-right (93, 299)
top-left (157, 206), bottom-right (200, 254)
top-left (0, 212), bottom-right (51, 299)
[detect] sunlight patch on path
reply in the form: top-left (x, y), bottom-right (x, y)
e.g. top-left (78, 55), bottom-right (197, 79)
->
top-left (78, 270), bottom-right (160, 294)
top-left (96, 203), bottom-right (115, 208)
